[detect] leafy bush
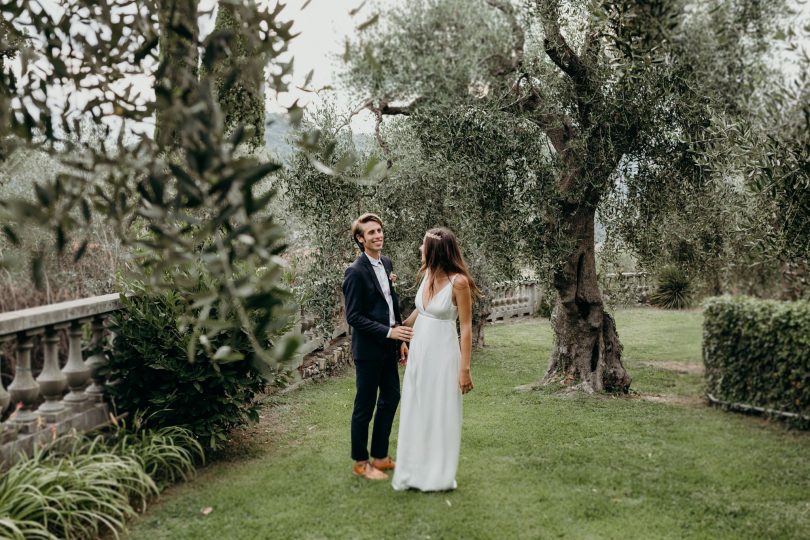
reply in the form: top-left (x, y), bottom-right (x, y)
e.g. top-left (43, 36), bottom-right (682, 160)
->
top-left (0, 426), bottom-right (199, 540)
top-left (103, 279), bottom-right (277, 451)
top-left (650, 266), bottom-right (693, 309)
top-left (703, 296), bottom-right (810, 428)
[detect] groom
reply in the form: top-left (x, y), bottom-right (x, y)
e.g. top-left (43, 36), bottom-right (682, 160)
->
top-left (343, 213), bottom-right (412, 480)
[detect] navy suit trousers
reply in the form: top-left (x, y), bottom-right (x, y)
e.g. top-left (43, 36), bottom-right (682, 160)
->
top-left (351, 345), bottom-right (400, 461)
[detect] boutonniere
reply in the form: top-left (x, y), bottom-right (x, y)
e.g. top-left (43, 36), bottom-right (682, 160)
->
top-left (388, 272), bottom-right (398, 289)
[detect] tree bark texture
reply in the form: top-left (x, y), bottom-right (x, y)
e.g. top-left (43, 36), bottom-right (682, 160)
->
top-left (0, 16), bottom-right (23, 161)
top-left (543, 203), bottom-right (631, 393)
top-left (155, 0), bottom-right (199, 149)
top-left (207, 3), bottom-right (265, 147)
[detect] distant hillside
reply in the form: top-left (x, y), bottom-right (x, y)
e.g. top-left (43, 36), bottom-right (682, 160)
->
top-left (265, 112), bottom-right (295, 162)
top-left (264, 112), bottom-right (377, 162)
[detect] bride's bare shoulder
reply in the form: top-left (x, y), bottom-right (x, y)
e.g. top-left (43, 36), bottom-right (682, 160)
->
top-left (451, 274), bottom-right (469, 289)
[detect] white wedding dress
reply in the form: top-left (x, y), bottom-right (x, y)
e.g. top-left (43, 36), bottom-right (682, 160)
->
top-left (392, 274), bottom-right (463, 491)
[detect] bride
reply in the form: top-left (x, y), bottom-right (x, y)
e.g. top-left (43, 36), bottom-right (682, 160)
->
top-left (392, 227), bottom-right (480, 492)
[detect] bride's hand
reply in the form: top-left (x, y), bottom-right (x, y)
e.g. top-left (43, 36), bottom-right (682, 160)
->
top-left (459, 368), bottom-right (474, 394)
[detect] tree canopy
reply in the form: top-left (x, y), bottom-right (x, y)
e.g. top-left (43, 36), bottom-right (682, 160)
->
top-left (337, 0), bottom-right (802, 392)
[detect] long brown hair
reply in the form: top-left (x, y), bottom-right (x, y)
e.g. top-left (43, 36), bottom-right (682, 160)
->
top-left (420, 227), bottom-right (481, 299)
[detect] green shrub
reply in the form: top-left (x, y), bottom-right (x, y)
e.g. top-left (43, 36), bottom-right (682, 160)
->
top-left (650, 266), bottom-right (693, 309)
top-left (0, 426), bottom-right (198, 540)
top-left (103, 280), bottom-right (274, 451)
top-left (703, 296), bottom-right (810, 428)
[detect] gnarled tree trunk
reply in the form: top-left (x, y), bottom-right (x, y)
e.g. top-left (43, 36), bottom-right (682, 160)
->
top-left (206, 3), bottom-right (266, 148)
top-left (155, 0), bottom-right (199, 149)
top-left (543, 204), bottom-right (631, 393)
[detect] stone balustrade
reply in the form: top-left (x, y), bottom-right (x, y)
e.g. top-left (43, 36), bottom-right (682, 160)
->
top-left (0, 294), bottom-right (121, 466)
top-left (486, 281), bottom-right (541, 322)
top-left (0, 291), bottom-right (351, 464)
top-left (601, 271), bottom-right (651, 304)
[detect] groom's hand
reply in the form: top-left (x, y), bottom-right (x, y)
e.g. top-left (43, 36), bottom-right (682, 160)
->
top-left (390, 326), bottom-right (413, 341)
top-left (399, 343), bottom-right (408, 366)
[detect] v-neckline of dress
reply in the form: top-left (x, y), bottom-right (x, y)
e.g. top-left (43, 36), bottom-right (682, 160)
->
top-left (422, 274), bottom-right (453, 311)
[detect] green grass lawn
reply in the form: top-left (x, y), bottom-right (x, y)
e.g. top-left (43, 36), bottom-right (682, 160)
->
top-left (123, 308), bottom-right (810, 540)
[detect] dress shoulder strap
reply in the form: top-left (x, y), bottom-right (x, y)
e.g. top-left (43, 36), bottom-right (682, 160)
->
top-left (449, 274), bottom-right (458, 285)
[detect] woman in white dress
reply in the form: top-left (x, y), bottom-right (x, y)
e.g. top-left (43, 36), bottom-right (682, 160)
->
top-left (392, 227), bottom-right (480, 492)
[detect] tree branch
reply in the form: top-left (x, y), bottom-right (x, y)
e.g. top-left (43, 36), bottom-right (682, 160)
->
top-left (333, 97), bottom-right (415, 136)
top-left (538, 2), bottom-right (589, 88)
top-left (365, 98), bottom-right (423, 167)
top-left (380, 103), bottom-right (414, 115)
top-left (371, 103), bottom-right (393, 168)
top-left (502, 89), bottom-right (574, 153)
top-left (337, 97), bottom-right (422, 167)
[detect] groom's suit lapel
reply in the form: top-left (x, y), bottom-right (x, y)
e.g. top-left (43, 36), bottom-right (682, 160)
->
top-left (359, 254), bottom-right (387, 302)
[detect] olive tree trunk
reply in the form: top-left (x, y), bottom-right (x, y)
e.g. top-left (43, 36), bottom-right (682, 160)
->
top-left (543, 204), bottom-right (631, 393)
top-left (155, 0), bottom-right (199, 149)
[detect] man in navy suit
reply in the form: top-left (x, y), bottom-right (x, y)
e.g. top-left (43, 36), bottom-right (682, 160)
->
top-left (343, 213), bottom-right (412, 480)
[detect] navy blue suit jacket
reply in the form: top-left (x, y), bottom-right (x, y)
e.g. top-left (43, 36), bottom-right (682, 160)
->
top-left (343, 254), bottom-right (403, 362)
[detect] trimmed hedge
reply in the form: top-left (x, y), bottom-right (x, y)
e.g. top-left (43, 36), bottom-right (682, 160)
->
top-left (703, 296), bottom-right (810, 428)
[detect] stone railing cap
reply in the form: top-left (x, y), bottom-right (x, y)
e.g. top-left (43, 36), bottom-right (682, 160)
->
top-left (0, 293), bottom-right (122, 337)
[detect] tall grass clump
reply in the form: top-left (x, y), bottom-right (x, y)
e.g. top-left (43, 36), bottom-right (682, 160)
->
top-left (0, 426), bottom-right (201, 540)
top-left (650, 266), bottom-right (693, 309)
top-left (107, 424), bottom-right (205, 488)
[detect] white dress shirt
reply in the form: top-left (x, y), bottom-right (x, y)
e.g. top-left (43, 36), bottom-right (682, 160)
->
top-left (365, 253), bottom-right (395, 338)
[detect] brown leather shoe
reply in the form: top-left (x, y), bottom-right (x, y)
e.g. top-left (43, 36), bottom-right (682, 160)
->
top-left (371, 457), bottom-right (396, 471)
top-left (353, 461), bottom-right (389, 480)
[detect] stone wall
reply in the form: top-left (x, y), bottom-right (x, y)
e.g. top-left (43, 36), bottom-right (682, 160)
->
top-left (297, 336), bottom-right (353, 380)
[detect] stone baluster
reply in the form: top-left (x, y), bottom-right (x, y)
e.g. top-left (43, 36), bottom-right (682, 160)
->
top-left (520, 284), bottom-right (528, 314)
top-left (0, 341), bottom-right (10, 413)
top-left (62, 321), bottom-right (90, 409)
top-left (7, 332), bottom-right (41, 432)
top-left (526, 284), bottom-right (533, 314)
top-left (0, 339), bottom-right (11, 440)
top-left (508, 288), bottom-right (516, 317)
top-left (527, 283), bottom-right (534, 313)
top-left (85, 317), bottom-right (107, 402)
top-left (36, 327), bottom-right (68, 421)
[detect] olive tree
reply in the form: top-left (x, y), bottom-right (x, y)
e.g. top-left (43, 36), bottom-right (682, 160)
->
top-left (344, 0), bottom-right (788, 392)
